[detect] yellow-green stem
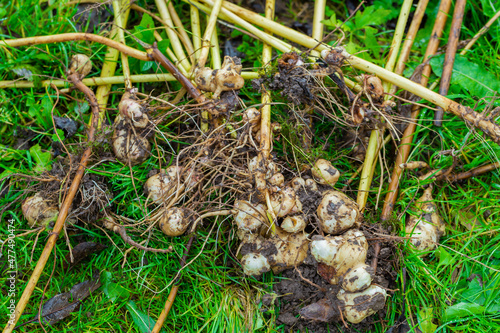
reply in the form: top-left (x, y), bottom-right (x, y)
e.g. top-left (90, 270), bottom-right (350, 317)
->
top-left (197, 0), bottom-right (223, 68)
top-left (155, 0), bottom-right (191, 71)
top-left (311, 0), bottom-right (326, 57)
top-left (357, 0), bottom-right (413, 209)
top-left (94, 1), bottom-right (130, 127)
top-left (167, 1), bottom-right (196, 64)
top-left (190, 5), bottom-right (202, 60)
top-left (112, 0), bottom-right (132, 90)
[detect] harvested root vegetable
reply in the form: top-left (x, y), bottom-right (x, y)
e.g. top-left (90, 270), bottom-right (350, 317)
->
top-left (119, 96), bottom-right (148, 128)
top-left (405, 187), bottom-right (445, 253)
top-left (337, 285), bottom-right (387, 323)
top-left (290, 177), bottom-right (305, 191)
top-left (159, 207), bottom-right (191, 236)
top-left (68, 54), bottom-right (92, 77)
top-left (311, 229), bottom-right (368, 284)
top-left (240, 228), bottom-right (309, 274)
top-left (281, 215), bottom-right (307, 233)
top-left (112, 127), bottom-right (151, 166)
top-left (233, 200), bottom-right (267, 232)
top-left (365, 76), bottom-right (384, 101)
top-left (340, 264), bottom-right (374, 292)
top-left (144, 166), bottom-right (181, 204)
top-left (305, 178), bottom-right (319, 192)
top-left (312, 159), bottom-right (340, 186)
top-left (317, 190), bottom-right (360, 234)
top-left (194, 56), bottom-right (244, 98)
top-left (270, 187), bottom-right (298, 217)
top-left (22, 194), bottom-right (59, 228)
top-left (243, 107), bottom-right (261, 125)
top-left (241, 253), bottom-right (271, 276)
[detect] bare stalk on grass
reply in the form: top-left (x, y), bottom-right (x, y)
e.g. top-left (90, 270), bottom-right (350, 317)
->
top-left (311, 0), bottom-right (326, 58)
top-left (381, 0), bottom-right (452, 220)
top-left (434, 0), bottom-right (467, 126)
top-left (3, 71), bottom-right (102, 333)
top-left (461, 9), bottom-right (500, 54)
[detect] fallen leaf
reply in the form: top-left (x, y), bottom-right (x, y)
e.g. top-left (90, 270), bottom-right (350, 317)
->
top-left (54, 116), bottom-right (78, 138)
top-left (63, 242), bottom-right (107, 270)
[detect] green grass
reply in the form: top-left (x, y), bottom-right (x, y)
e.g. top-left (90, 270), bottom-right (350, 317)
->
top-left (1, 0), bottom-right (500, 332)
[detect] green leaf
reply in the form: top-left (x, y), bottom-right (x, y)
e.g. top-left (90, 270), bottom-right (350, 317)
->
top-left (444, 302), bottom-right (485, 321)
top-left (418, 307), bottom-right (438, 333)
top-left (430, 55), bottom-right (500, 98)
top-left (157, 39), bottom-right (171, 53)
top-left (133, 13), bottom-right (155, 46)
top-left (126, 301), bottom-right (165, 333)
top-left (364, 26), bottom-right (380, 58)
top-left (102, 271), bottom-right (130, 302)
top-left (52, 129), bottom-right (66, 143)
top-left (73, 101), bottom-right (89, 115)
top-left (354, 6), bottom-right (392, 29)
top-left (437, 247), bottom-right (454, 268)
top-left (29, 144), bottom-right (52, 173)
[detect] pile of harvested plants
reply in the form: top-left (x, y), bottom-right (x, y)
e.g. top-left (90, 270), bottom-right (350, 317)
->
top-left (1, 0), bottom-right (500, 332)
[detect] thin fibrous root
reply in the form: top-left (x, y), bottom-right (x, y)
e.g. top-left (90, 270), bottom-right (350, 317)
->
top-left (103, 216), bottom-right (173, 253)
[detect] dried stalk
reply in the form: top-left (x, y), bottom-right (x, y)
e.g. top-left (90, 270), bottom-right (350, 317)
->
top-left (151, 236), bottom-right (194, 333)
top-left (3, 72), bottom-right (101, 333)
top-left (447, 162), bottom-right (500, 181)
top-left (0, 33), bottom-right (148, 60)
top-left (153, 30), bottom-right (190, 77)
top-left (381, 0), bottom-right (452, 220)
top-left (461, 9), bottom-right (500, 54)
top-left (434, 0), bottom-right (467, 126)
top-left (357, 0), bottom-right (413, 209)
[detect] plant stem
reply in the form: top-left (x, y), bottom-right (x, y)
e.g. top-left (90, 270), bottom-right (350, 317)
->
top-left (311, 0), bottom-right (326, 58)
top-left (392, 0), bottom-right (429, 89)
top-left (94, 0), bottom-right (131, 128)
top-left (197, 0), bottom-right (223, 68)
top-left (261, 0), bottom-right (276, 234)
top-left (381, 0), bottom-right (452, 221)
top-left (153, 30), bottom-right (190, 76)
top-left (151, 236), bottom-right (194, 333)
top-left (2, 73), bottom-right (101, 333)
top-left (434, 0), bottom-right (466, 126)
top-left (357, 0), bottom-right (412, 209)
top-left (154, 0), bottom-right (191, 71)
top-left (190, 5), bottom-right (202, 60)
top-left (112, 0), bottom-right (132, 90)
top-left (167, 1), bottom-right (196, 65)
top-left (0, 71), bottom-right (260, 89)
top-left (461, 9), bottom-right (500, 55)
top-left (0, 33), bottom-right (149, 60)
top-left (210, 28), bottom-right (221, 69)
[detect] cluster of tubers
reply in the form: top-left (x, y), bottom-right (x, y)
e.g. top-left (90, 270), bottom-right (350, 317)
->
top-left (234, 158), bottom-right (388, 324)
top-left (194, 56), bottom-right (245, 99)
top-left (112, 89), bottom-right (152, 166)
top-left (143, 165), bottom-right (198, 237)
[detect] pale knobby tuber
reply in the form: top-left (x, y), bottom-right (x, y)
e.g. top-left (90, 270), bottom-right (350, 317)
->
top-left (159, 207), bottom-right (191, 236)
top-left (233, 200), bottom-right (267, 232)
top-left (337, 285), bottom-right (388, 324)
top-left (270, 187), bottom-right (301, 217)
top-left (194, 56), bottom-right (244, 98)
top-left (241, 253), bottom-right (270, 276)
top-left (405, 187), bottom-right (445, 253)
top-left (311, 229), bottom-right (369, 286)
top-left (68, 54), bottom-right (92, 77)
top-left (112, 122), bottom-right (151, 166)
top-left (144, 166), bottom-right (182, 204)
top-left (317, 190), bottom-right (360, 234)
top-left (312, 159), bottom-right (340, 186)
top-left (22, 194), bottom-right (59, 228)
top-left (119, 91), bottom-right (149, 128)
top-left (281, 215), bottom-right (307, 233)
